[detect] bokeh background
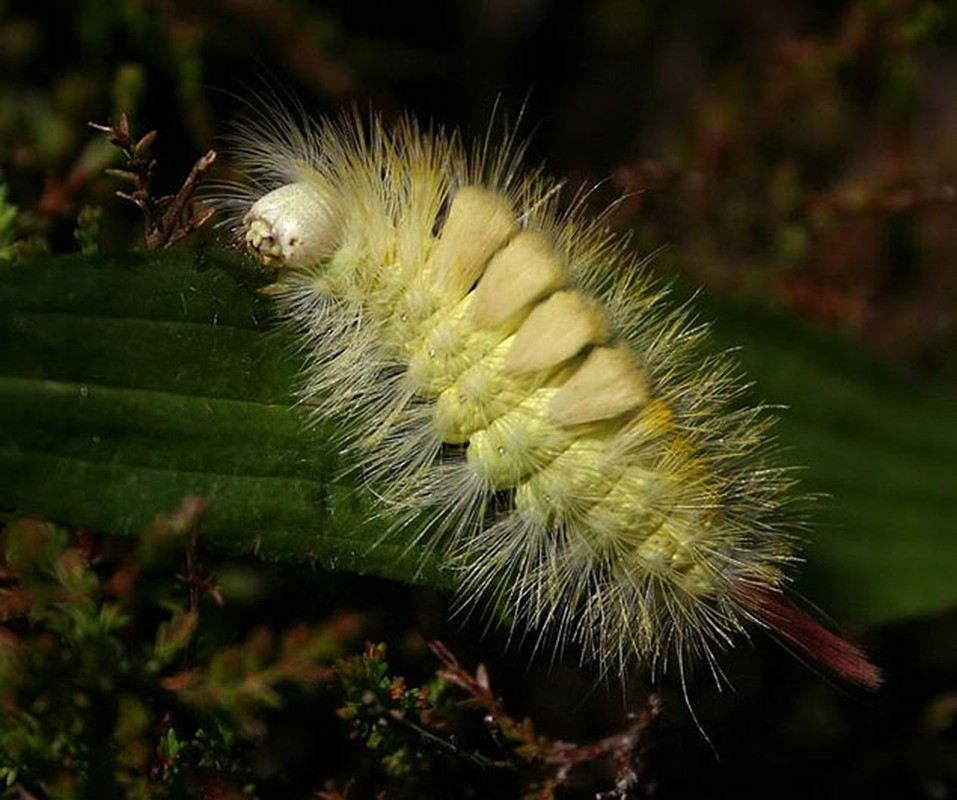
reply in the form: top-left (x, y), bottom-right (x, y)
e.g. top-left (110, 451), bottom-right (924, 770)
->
top-left (1, 1), bottom-right (956, 798)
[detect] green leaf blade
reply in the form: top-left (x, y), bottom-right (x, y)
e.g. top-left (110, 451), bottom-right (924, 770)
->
top-left (1, 250), bottom-right (953, 623)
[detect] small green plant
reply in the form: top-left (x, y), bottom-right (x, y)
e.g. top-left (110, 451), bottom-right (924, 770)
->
top-left (335, 642), bottom-right (444, 777)
top-left (73, 205), bottom-right (103, 254)
top-left (0, 498), bottom-right (363, 799)
top-left (0, 184), bottom-right (18, 261)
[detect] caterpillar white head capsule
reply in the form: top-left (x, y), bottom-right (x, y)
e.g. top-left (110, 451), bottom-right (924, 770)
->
top-left (244, 182), bottom-right (338, 268)
top-left (219, 107), bottom-right (880, 691)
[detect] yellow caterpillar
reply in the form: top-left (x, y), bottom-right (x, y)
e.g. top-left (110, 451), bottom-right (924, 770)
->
top-left (216, 106), bottom-right (879, 689)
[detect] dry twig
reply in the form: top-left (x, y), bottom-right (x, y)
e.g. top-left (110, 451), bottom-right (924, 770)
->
top-left (428, 641), bottom-right (660, 799)
top-left (90, 113), bottom-right (217, 248)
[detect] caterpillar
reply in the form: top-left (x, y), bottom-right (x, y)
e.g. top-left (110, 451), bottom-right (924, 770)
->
top-left (214, 103), bottom-right (880, 690)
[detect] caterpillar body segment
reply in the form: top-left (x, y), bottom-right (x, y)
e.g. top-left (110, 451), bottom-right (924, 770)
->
top-left (219, 110), bottom-right (880, 688)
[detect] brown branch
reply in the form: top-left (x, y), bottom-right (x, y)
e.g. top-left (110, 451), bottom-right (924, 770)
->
top-left (90, 114), bottom-right (217, 248)
top-left (427, 641), bottom-right (660, 799)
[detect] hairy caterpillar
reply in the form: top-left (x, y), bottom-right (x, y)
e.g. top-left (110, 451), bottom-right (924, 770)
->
top-left (214, 103), bottom-right (880, 690)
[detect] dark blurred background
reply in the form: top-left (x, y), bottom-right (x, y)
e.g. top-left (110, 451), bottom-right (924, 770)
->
top-left (1, 1), bottom-right (955, 797)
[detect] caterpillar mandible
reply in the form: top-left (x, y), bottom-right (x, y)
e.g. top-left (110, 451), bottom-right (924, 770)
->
top-left (215, 103), bottom-right (880, 690)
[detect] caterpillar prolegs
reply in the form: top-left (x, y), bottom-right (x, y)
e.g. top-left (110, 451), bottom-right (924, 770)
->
top-left (216, 108), bottom-right (880, 690)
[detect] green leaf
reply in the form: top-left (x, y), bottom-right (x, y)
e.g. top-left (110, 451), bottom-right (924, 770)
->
top-left (1, 250), bottom-right (954, 624)
top-left (0, 249), bottom-right (442, 588)
top-left (694, 289), bottom-right (957, 625)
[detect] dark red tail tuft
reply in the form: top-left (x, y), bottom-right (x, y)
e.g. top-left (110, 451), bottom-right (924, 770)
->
top-left (739, 584), bottom-right (882, 690)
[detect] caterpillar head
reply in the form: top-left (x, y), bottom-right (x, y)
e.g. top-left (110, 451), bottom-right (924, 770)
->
top-left (243, 182), bottom-right (339, 269)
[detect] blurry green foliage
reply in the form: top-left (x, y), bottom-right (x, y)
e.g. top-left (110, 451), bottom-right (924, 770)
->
top-left (0, 502), bottom-right (270, 798)
top-left (0, 184), bottom-right (17, 261)
top-left (0, 500), bottom-right (395, 798)
top-left (73, 205), bottom-right (102, 255)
